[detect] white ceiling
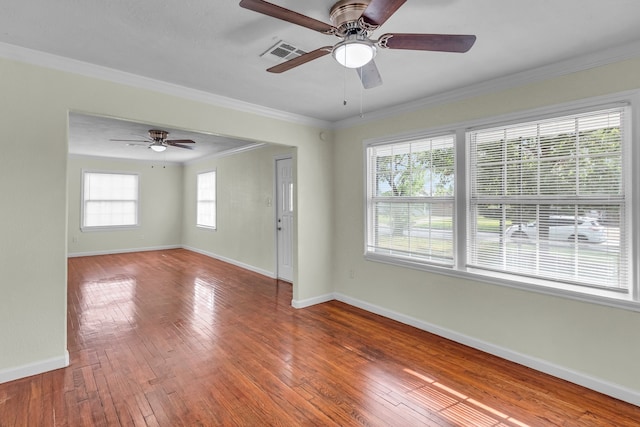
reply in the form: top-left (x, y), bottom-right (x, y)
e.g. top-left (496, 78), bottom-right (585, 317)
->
top-left (2, 0), bottom-right (640, 162)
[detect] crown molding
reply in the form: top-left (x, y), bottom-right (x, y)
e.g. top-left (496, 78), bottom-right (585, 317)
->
top-left (68, 153), bottom-right (183, 165)
top-left (184, 142), bottom-right (267, 166)
top-left (333, 40), bottom-right (640, 129)
top-left (3, 40), bottom-right (639, 132)
top-left (0, 42), bottom-right (331, 129)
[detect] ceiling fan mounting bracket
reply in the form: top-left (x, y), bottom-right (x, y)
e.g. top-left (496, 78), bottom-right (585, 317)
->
top-left (356, 16), bottom-right (379, 33)
top-left (377, 33), bottom-right (393, 49)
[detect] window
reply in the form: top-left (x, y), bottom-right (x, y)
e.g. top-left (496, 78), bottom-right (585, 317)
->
top-left (197, 170), bottom-right (216, 229)
top-left (365, 96), bottom-right (637, 306)
top-left (82, 172), bottom-right (139, 229)
top-left (366, 134), bottom-right (456, 266)
top-left (468, 106), bottom-right (629, 292)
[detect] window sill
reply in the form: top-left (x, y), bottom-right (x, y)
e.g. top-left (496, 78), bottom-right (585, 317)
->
top-left (81, 225), bottom-right (139, 232)
top-left (196, 225), bottom-right (217, 231)
top-left (364, 252), bottom-right (640, 313)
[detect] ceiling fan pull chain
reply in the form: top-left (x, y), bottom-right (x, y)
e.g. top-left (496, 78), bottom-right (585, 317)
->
top-left (343, 57), bottom-right (348, 106)
top-left (360, 80), bottom-right (364, 118)
top-left (357, 66), bottom-right (362, 117)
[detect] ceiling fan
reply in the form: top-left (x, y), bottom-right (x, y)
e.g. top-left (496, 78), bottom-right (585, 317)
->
top-left (111, 129), bottom-right (195, 152)
top-left (239, 0), bottom-right (476, 89)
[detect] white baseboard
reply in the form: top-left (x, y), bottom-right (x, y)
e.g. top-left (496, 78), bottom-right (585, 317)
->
top-left (292, 293), bottom-right (334, 309)
top-left (332, 292), bottom-right (640, 407)
top-left (68, 245), bottom-right (276, 278)
top-left (67, 244), bottom-right (181, 258)
top-left (182, 246), bottom-right (276, 279)
top-left (0, 351), bottom-right (69, 384)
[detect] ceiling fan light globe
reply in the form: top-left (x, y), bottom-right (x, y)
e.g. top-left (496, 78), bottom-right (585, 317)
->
top-left (333, 40), bottom-right (376, 69)
top-left (150, 143), bottom-right (167, 152)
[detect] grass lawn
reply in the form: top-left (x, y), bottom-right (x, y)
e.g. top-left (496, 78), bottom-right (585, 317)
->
top-left (411, 216), bottom-right (513, 232)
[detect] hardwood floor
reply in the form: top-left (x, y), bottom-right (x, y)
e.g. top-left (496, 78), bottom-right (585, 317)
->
top-left (1, 249), bottom-right (638, 426)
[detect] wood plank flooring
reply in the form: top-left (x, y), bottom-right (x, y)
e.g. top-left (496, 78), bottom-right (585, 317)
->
top-left (1, 249), bottom-right (639, 426)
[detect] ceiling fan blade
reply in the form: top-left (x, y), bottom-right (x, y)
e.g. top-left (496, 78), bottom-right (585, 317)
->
top-left (361, 0), bottom-right (406, 27)
top-left (379, 33), bottom-right (476, 53)
top-left (239, 0), bottom-right (336, 34)
top-left (267, 47), bottom-right (333, 73)
top-left (165, 139), bottom-right (196, 145)
top-left (168, 143), bottom-right (194, 150)
top-left (110, 139), bottom-right (150, 142)
top-left (356, 60), bottom-right (383, 89)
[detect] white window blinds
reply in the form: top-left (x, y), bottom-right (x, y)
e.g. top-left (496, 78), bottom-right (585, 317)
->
top-left (366, 134), bottom-right (456, 266)
top-left (467, 106), bottom-right (628, 291)
top-left (83, 172), bottom-right (139, 228)
top-left (197, 171), bottom-right (216, 228)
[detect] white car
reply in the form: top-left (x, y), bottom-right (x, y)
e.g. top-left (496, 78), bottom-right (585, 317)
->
top-left (506, 215), bottom-right (606, 243)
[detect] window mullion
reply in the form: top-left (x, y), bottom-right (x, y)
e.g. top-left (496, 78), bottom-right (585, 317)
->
top-left (456, 129), bottom-right (466, 270)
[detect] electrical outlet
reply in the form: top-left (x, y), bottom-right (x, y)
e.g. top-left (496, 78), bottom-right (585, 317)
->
top-left (349, 269), bottom-right (355, 279)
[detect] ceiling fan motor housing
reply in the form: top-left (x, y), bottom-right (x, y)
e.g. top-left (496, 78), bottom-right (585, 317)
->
top-left (149, 129), bottom-right (169, 141)
top-left (330, 0), bottom-right (372, 35)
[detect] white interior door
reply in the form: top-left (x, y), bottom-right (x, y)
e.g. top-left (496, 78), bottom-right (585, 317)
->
top-left (276, 158), bottom-right (294, 282)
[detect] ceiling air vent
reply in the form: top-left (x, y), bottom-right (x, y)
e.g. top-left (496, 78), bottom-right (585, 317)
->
top-left (261, 40), bottom-right (307, 63)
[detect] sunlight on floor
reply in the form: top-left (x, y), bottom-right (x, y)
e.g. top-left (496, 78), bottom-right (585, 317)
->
top-left (78, 275), bottom-right (136, 334)
top-left (403, 368), bottom-right (530, 427)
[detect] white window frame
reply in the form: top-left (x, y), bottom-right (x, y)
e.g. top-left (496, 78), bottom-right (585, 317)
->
top-left (364, 90), bottom-right (640, 311)
top-left (196, 170), bottom-right (217, 230)
top-left (81, 170), bottom-right (140, 231)
top-left (365, 133), bottom-right (457, 269)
